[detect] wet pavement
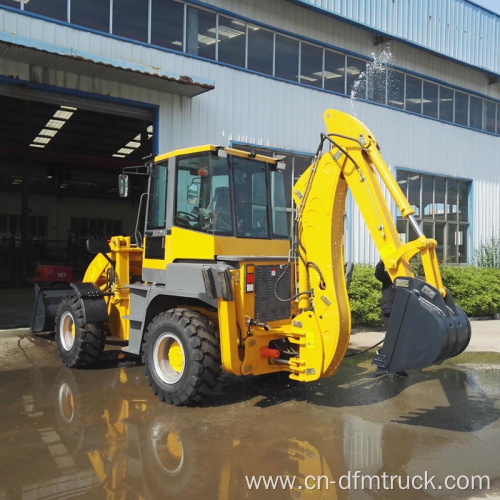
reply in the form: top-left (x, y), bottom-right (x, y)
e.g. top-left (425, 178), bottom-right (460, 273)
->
top-left (0, 329), bottom-right (499, 499)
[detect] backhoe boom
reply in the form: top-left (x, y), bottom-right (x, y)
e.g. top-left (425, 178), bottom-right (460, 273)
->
top-left (290, 110), bottom-right (470, 380)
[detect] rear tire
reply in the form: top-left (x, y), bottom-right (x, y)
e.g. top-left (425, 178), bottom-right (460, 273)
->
top-left (144, 308), bottom-right (221, 406)
top-left (55, 296), bottom-right (106, 368)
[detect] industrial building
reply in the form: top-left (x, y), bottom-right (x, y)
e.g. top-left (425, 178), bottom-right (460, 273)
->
top-left (0, 0), bottom-right (498, 284)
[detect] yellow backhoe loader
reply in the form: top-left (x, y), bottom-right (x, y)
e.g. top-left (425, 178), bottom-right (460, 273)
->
top-left (31, 110), bottom-right (470, 405)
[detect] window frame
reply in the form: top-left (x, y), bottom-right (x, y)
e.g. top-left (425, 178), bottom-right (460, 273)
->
top-left (395, 168), bottom-right (471, 265)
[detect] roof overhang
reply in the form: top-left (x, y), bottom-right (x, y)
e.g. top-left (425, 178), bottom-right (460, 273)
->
top-left (0, 32), bottom-right (215, 97)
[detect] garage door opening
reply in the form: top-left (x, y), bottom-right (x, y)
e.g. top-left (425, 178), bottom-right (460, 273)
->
top-left (0, 92), bottom-right (155, 285)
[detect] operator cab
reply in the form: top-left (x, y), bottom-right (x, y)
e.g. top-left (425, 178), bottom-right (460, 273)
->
top-left (149, 146), bottom-right (289, 240)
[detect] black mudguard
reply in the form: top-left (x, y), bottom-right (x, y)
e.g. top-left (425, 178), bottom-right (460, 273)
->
top-left (69, 283), bottom-right (109, 325)
top-left (372, 277), bottom-right (471, 374)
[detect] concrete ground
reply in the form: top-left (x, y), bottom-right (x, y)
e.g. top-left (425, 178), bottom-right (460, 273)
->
top-left (0, 321), bottom-right (498, 499)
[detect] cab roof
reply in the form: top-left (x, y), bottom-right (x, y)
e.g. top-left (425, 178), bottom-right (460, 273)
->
top-left (154, 144), bottom-right (279, 165)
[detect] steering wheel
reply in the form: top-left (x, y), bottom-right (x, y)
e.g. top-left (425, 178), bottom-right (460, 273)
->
top-left (176, 211), bottom-right (198, 221)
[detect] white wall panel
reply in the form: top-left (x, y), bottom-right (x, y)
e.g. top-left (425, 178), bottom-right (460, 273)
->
top-left (0, 5), bottom-right (498, 265)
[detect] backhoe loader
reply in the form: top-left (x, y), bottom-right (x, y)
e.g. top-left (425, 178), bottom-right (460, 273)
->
top-left (31, 109), bottom-right (470, 405)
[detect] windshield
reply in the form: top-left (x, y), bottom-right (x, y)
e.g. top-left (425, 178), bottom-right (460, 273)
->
top-left (173, 151), bottom-right (289, 238)
top-left (175, 152), bottom-right (232, 235)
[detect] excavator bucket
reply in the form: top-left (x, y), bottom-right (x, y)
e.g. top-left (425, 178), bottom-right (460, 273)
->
top-left (31, 283), bottom-right (72, 333)
top-left (372, 277), bottom-right (471, 374)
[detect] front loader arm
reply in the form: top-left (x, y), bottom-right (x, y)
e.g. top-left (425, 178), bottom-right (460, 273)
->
top-left (289, 110), bottom-right (469, 381)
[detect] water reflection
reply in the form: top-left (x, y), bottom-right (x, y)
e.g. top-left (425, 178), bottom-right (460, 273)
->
top-left (0, 354), bottom-right (499, 499)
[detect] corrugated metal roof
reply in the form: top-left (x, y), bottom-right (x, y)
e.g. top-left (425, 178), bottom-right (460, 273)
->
top-left (292, 0), bottom-right (500, 77)
top-left (0, 32), bottom-right (215, 97)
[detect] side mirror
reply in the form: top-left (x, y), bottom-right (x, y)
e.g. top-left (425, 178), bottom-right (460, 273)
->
top-left (118, 174), bottom-right (129, 198)
top-left (187, 182), bottom-right (199, 205)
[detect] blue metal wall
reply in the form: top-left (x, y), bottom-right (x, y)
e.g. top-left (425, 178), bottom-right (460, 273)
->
top-left (294, 0), bottom-right (500, 77)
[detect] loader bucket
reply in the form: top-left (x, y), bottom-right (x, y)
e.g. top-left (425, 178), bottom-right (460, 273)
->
top-left (31, 283), bottom-right (73, 333)
top-left (372, 277), bottom-right (471, 374)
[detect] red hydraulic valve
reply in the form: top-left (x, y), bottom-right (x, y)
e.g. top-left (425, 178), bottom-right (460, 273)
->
top-left (260, 347), bottom-right (280, 359)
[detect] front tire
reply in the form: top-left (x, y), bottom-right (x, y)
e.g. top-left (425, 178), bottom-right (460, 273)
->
top-left (144, 308), bottom-right (221, 406)
top-left (55, 296), bottom-right (106, 368)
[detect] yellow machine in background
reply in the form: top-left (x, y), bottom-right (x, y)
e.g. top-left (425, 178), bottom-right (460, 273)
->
top-left (32, 110), bottom-right (470, 405)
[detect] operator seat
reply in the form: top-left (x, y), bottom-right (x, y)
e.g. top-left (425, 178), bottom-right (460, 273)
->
top-left (213, 186), bottom-right (231, 231)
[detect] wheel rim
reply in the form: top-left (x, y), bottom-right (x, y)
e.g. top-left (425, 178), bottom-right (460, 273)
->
top-left (149, 422), bottom-right (184, 475)
top-left (58, 382), bottom-right (75, 423)
top-left (60, 311), bottom-right (76, 351)
top-left (153, 332), bottom-right (186, 385)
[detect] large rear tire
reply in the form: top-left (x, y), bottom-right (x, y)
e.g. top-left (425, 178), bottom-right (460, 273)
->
top-left (55, 296), bottom-right (106, 368)
top-left (143, 308), bottom-right (221, 406)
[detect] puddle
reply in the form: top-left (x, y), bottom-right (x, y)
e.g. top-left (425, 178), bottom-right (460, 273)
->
top-left (0, 335), bottom-right (499, 498)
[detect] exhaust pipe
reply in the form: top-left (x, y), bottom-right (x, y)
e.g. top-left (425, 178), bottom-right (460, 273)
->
top-left (372, 277), bottom-right (471, 374)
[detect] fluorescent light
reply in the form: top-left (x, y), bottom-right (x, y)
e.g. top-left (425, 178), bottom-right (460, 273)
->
top-left (198, 34), bottom-right (216, 45)
top-left (126, 141), bottom-right (141, 148)
top-left (60, 105), bottom-right (77, 111)
top-left (300, 75), bottom-right (318, 82)
top-left (409, 175), bottom-right (420, 180)
top-left (118, 148), bottom-right (134, 155)
top-left (46, 119), bottom-right (65, 129)
top-left (39, 129), bottom-right (57, 137)
top-left (30, 143), bottom-right (45, 148)
top-left (314, 70), bottom-right (343, 79)
top-left (112, 153), bottom-right (126, 158)
top-left (172, 40), bottom-right (182, 46)
top-left (208, 26), bottom-right (244, 38)
top-left (53, 110), bottom-right (73, 120)
top-left (33, 137), bottom-right (51, 144)
top-left (147, 125), bottom-right (153, 133)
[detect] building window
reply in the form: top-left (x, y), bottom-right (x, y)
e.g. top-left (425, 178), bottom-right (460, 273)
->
top-left (324, 50), bottom-right (345, 94)
top-left (71, 0), bottom-right (110, 32)
top-left (300, 42), bottom-right (322, 88)
top-left (275, 35), bottom-right (299, 82)
top-left (484, 101), bottom-right (496, 133)
top-left (367, 66), bottom-right (386, 105)
top-left (186, 6), bottom-right (216, 60)
top-left (423, 81), bottom-right (438, 118)
top-left (469, 96), bottom-right (483, 130)
top-left (25, 0), bottom-right (67, 21)
top-left (0, 0), bottom-right (21, 9)
top-left (217, 16), bottom-right (246, 67)
top-left (396, 170), bottom-right (470, 264)
top-left (387, 70), bottom-right (404, 109)
top-left (454, 91), bottom-right (468, 126)
top-left (439, 86), bottom-right (454, 122)
top-left (151, 0), bottom-right (184, 51)
top-left (405, 75), bottom-right (422, 114)
top-left (247, 25), bottom-right (273, 75)
top-left (71, 217), bottom-right (122, 241)
top-left (112, 0), bottom-right (148, 42)
top-left (346, 57), bottom-right (366, 98)
top-left (0, 215), bottom-right (47, 247)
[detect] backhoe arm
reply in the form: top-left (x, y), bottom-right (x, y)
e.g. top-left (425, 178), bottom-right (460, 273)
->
top-left (289, 110), bottom-right (470, 381)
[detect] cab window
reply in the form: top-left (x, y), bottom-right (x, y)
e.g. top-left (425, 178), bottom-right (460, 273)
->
top-left (147, 163), bottom-right (168, 229)
top-left (175, 152), bottom-right (232, 235)
top-left (233, 157), bottom-right (270, 238)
